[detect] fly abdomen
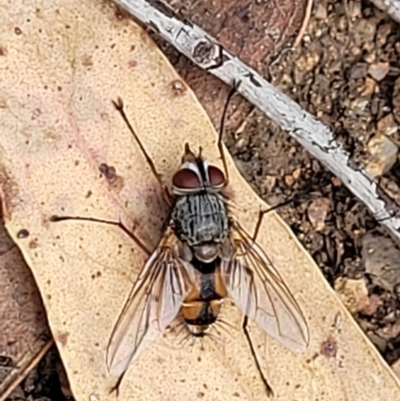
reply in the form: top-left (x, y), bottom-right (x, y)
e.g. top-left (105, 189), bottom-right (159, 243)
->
top-left (172, 192), bottom-right (228, 246)
top-left (181, 258), bottom-right (227, 336)
top-left (182, 299), bottom-right (224, 337)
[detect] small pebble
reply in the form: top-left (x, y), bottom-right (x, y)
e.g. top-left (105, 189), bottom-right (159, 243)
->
top-left (368, 62), bottom-right (390, 82)
top-left (314, 3), bottom-right (328, 20)
top-left (365, 134), bottom-right (398, 177)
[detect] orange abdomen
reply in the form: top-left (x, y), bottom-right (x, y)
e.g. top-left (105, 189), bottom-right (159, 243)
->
top-left (181, 267), bottom-right (227, 336)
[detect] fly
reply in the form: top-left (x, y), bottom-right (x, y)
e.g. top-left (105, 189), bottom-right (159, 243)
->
top-left (51, 84), bottom-right (309, 395)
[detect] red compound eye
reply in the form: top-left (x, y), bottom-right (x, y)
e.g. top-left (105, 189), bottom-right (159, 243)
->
top-left (172, 168), bottom-right (201, 189)
top-left (208, 166), bottom-right (225, 188)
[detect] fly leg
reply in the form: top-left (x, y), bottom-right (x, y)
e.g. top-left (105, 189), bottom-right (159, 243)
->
top-left (252, 198), bottom-right (297, 242)
top-left (242, 316), bottom-right (274, 397)
top-left (217, 80), bottom-right (241, 184)
top-left (50, 214), bottom-right (151, 396)
top-left (241, 207), bottom-right (277, 397)
top-left (112, 97), bottom-right (173, 206)
top-left (50, 215), bottom-right (151, 255)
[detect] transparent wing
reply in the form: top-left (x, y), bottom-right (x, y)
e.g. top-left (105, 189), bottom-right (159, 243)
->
top-left (106, 230), bottom-right (194, 376)
top-left (221, 220), bottom-right (309, 353)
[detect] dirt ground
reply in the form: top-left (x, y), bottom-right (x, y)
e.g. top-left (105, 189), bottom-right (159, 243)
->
top-left (4, 0), bottom-right (400, 399)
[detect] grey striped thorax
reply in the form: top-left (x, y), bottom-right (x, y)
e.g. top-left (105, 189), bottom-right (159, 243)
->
top-left (171, 191), bottom-right (229, 246)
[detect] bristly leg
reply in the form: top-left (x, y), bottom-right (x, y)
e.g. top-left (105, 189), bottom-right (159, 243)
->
top-left (50, 215), bottom-right (151, 256)
top-left (239, 202), bottom-right (284, 397)
top-left (251, 196), bottom-right (297, 242)
top-left (112, 98), bottom-right (173, 205)
top-left (242, 316), bottom-right (274, 397)
top-left (251, 184), bottom-right (324, 241)
top-left (217, 80), bottom-right (241, 184)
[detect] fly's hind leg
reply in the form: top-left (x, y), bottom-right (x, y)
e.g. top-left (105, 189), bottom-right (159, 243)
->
top-left (112, 98), bottom-right (173, 206)
top-left (242, 316), bottom-right (274, 397)
top-left (241, 205), bottom-right (279, 397)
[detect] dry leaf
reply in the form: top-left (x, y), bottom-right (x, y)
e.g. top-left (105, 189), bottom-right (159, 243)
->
top-left (0, 1), bottom-right (400, 400)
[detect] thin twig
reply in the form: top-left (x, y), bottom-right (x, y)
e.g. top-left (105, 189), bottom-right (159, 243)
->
top-left (111, 0), bottom-right (400, 246)
top-left (0, 339), bottom-right (54, 401)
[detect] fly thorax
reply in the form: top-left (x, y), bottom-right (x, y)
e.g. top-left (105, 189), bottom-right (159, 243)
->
top-left (171, 192), bottom-right (229, 246)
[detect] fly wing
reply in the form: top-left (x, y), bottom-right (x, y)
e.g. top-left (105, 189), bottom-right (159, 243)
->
top-left (106, 231), bottom-right (194, 376)
top-left (221, 220), bottom-right (309, 353)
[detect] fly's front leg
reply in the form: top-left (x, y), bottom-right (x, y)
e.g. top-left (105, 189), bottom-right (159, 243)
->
top-left (112, 98), bottom-right (173, 207)
top-left (217, 80), bottom-right (241, 184)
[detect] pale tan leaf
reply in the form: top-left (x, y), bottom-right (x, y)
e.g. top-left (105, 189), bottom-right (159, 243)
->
top-left (0, 1), bottom-right (399, 401)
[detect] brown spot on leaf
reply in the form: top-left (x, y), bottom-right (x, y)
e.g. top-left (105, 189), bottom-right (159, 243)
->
top-left (99, 163), bottom-right (116, 180)
top-left (114, 5), bottom-right (130, 20)
top-left (17, 229), bottom-right (29, 239)
top-left (170, 79), bottom-right (187, 97)
top-left (29, 238), bottom-right (39, 248)
top-left (56, 331), bottom-right (70, 347)
top-left (81, 54), bottom-right (93, 68)
top-left (14, 27), bottom-right (22, 35)
top-left (128, 59), bottom-right (137, 68)
top-left (99, 163), bottom-right (124, 192)
top-left (320, 338), bottom-right (338, 358)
